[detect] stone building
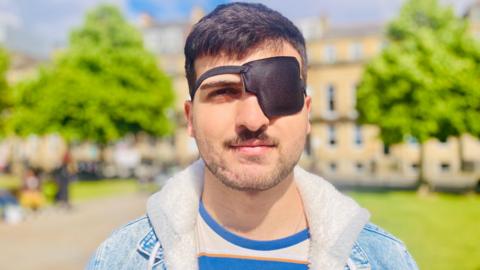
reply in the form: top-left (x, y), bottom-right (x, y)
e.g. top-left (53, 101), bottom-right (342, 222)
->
top-left (302, 14), bottom-right (480, 189)
top-left (137, 12), bottom-right (199, 165)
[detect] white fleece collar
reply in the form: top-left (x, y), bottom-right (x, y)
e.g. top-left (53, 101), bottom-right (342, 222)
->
top-left (147, 159), bottom-right (370, 270)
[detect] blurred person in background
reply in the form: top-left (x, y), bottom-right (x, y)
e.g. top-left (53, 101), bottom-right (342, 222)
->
top-left (88, 2), bottom-right (418, 270)
top-left (54, 150), bottom-right (74, 209)
top-left (19, 167), bottom-right (45, 212)
top-left (0, 188), bottom-right (23, 224)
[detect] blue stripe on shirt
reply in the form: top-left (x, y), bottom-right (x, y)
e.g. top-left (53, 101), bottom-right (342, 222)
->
top-left (199, 255), bottom-right (309, 270)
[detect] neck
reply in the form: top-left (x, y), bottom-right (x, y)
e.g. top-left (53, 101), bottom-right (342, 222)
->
top-left (201, 169), bottom-right (307, 241)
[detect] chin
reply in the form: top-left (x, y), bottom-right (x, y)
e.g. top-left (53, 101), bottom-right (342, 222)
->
top-left (221, 178), bottom-right (282, 192)
top-left (220, 167), bottom-right (284, 192)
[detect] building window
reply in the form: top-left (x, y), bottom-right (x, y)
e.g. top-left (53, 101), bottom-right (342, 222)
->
top-left (355, 162), bottom-right (364, 172)
top-left (462, 161), bottom-right (475, 172)
top-left (329, 162), bottom-right (337, 172)
top-left (354, 125), bottom-right (363, 146)
top-left (440, 162), bottom-right (451, 173)
top-left (324, 44), bottom-right (336, 63)
top-left (328, 125), bottom-right (337, 146)
top-left (350, 83), bottom-right (359, 119)
top-left (326, 84), bottom-right (336, 112)
top-left (349, 42), bottom-right (363, 60)
top-left (388, 162), bottom-right (400, 172)
top-left (406, 135), bottom-right (418, 146)
top-left (370, 160), bottom-right (377, 174)
top-left (383, 144), bottom-right (390, 155)
top-left (304, 134), bottom-right (312, 156)
top-left (351, 83), bottom-right (358, 110)
top-left (411, 163), bottom-right (419, 172)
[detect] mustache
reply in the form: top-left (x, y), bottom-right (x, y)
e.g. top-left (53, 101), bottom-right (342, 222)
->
top-left (223, 129), bottom-right (279, 147)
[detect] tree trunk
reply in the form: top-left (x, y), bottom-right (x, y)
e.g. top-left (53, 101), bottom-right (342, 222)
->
top-left (458, 136), bottom-right (465, 172)
top-left (418, 142), bottom-right (431, 194)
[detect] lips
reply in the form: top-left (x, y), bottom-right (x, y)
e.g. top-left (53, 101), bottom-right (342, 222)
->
top-left (228, 139), bottom-right (276, 155)
top-left (229, 139), bottom-right (275, 148)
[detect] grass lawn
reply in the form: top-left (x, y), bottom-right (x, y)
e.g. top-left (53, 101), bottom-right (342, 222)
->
top-left (69, 179), bottom-right (139, 202)
top-left (0, 174), bottom-right (20, 190)
top-left (348, 191), bottom-right (480, 270)
top-left (0, 174), bottom-right (140, 203)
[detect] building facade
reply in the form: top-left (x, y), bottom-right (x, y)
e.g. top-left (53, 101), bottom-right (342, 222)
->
top-left (302, 15), bottom-right (480, 189)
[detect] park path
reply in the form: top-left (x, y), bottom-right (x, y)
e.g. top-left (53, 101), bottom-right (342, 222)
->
top-left (0, 192), bottom-right (150, 270)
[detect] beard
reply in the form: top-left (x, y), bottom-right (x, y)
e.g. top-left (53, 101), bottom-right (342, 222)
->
top-left (198, 128), bottom-right (305, 192)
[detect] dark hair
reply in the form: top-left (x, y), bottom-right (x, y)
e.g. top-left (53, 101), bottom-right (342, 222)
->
top-left (184, 2), bottom-right (307, 97)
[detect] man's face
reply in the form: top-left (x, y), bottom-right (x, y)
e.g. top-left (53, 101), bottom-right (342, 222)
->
top-left (185, 42), bottom-right (311, 192)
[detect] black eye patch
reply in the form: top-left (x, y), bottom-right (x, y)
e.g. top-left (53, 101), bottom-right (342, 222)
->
top-left (191, 56), bottom-right (305, 118)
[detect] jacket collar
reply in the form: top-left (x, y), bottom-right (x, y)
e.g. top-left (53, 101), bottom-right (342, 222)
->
top-left (137, 229), bottom-right (164, 265)
top-left (146, 159), bottom-right (370, 270)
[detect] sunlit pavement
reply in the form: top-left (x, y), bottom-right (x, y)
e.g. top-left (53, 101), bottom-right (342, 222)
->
top-left (0, 193), bottom-right (149, 270)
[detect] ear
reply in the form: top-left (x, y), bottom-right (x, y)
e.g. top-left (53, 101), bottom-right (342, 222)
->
top-left (184, 100), bottom-right (195, 137)
top-left (305, 95), bottom-right (311, 134)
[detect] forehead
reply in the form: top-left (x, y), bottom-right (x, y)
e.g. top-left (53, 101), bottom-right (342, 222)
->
top-left (193, 41), bottom-right (302, 80)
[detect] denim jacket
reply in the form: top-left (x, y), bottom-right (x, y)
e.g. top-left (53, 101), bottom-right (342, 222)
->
top-left (88, 160), bottom-right (418, 270)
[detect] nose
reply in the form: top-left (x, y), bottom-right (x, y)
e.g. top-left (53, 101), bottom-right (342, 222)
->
top-left (235, 93), bottom-right (270, 132)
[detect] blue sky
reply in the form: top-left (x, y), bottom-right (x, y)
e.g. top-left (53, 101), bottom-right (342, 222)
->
top-left (127, 0), bottom-right (228, 21)
top-left (0, 0), bottom-right (476, 58)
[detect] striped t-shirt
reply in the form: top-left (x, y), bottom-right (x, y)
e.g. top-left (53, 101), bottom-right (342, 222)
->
top-left (196, 201), bottom-right (310, 270)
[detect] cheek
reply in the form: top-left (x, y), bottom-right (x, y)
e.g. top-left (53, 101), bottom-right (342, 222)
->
top-left (277, 114), bottom-right (309, 143)
top-left (193, 104), bottom-right (236, 139)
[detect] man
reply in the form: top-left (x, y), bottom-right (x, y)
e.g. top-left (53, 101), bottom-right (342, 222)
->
top-left (88, 3), bottom-right (418, 270)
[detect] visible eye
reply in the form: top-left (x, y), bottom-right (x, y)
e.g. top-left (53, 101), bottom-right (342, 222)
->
top-left (207, 88), bottom-right (241, 99)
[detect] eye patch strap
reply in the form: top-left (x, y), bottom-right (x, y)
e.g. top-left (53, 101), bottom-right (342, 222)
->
top-left (192, 65), bottom-right (246, 98)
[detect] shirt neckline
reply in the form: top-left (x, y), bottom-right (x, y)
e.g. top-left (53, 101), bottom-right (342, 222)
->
top-left (199, 200), bottom-right (309, 251)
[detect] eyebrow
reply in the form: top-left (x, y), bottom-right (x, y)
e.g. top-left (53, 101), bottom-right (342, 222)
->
top-left (199, 80), bottom-right (243, 91)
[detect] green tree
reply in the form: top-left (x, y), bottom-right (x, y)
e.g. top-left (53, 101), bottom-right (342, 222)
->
top-left (356, 0), bottom-right (480, 186)
top-left (11, 5), bottom-right (175, 144)
top-left (0, 46), bottom-right (10, 133)
top-left (0, 47), bottom-right (8, 93)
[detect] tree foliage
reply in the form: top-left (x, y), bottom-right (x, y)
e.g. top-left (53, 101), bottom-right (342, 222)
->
top-left (0, 46), bottom-right (10, 133)
top-left (357, 0), bottom-right (480, 145)
top-left (0, 47), bottom-right (8, 94)
top-left (11, 5), bottom-right (175, 144)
